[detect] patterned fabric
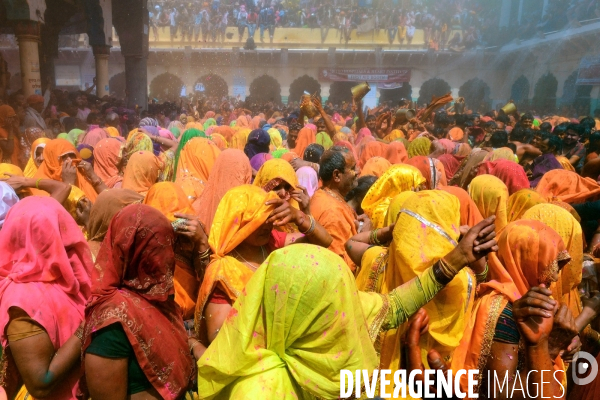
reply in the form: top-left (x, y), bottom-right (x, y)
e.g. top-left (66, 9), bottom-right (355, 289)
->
top-left (0, 197), bottom-right (93, 399)
top-left (493, 303), bottom-right (520, 344)
top-left (83, 204), bottom-right (193, 400)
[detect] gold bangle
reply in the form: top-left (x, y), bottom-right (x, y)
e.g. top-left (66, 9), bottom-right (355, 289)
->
top-left (35, 178), bottom-right (42, 190)
top-left (189, 339), bottom-right (201, 354)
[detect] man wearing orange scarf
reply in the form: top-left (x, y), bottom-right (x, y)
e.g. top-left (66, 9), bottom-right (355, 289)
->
top-left (310, 146), bottom-right (359, 271)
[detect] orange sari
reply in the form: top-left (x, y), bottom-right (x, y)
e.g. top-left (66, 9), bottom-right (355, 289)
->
top-left (293, 127), bottom-right (316, 158)
top-left (144, 182), bottom-right (199, 318)
top-left (93, 138), bottom-right (123, 188)
top-left (384, 141), bottom-right (408, 164)
top-left (451, 220), bottom-right (568, 398)
top-left (359, 157), bottom-right (391, 177)
top-left (522, 203), bottom-right (584, 316)
top-left (174, 137), bottom-right (221, 202)
top-left (535, 169), bottom-right (600, 204)
top-left (358, 141), bottom-right (388, 168)
top-left (122, 151), bottom-right (163, 196)
top-left (32, 138), bottom-right (99, 202)
top-left (439, 185), bottom-right (483, 227)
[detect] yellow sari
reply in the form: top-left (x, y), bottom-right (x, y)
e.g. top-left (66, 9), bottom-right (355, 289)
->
top-left (507, 188), bottom-right (547, 222)
top-left (468, 174), bottom-right (509, 232)
top-left (194, 185), bottom-right (279, 344)
top-left (383, 191), bottom-right (416, 226)
top-left (357, 190), bottom-right (475, 373)
top-left (522, 204), bottom-right (584, 316)
top-left (382, 129), bottom-right (405, 143)
top-left (197, 244), bottom-right (446, 399)
top-left (361, 164), bottom-right (425, 229)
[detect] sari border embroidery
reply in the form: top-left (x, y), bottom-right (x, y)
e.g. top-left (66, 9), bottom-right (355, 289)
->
top-left (399, 208), bottom-right (458, 246)
top-left (364, 250), bottom-right (388, 293)
top-left (476, 294), bottom-right (505, 394)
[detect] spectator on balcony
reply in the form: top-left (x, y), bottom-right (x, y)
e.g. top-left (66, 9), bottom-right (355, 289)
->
top-left (259, 6), bottom-right (276, 43)
top-left (248, 7), bottom-right (258, 39)
top-left (237, 5), bottom-right (249, 42)
top-left (179, 8), bottom-right (193, 42)
top-left (169, 7), bottom-right (179, 41)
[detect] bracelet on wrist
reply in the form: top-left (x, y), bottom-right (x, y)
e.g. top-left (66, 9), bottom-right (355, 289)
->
top-left (475, 263), bottom-right (489, 283)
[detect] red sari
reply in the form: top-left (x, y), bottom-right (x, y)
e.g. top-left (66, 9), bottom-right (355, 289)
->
top-left (83, 204), bottom-right (193, 399)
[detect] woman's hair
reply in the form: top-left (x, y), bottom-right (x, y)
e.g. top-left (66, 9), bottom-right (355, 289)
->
top-left (345, 175), bottom-right (378, 202)
top-left (303, 143), bottom-right (325, 163)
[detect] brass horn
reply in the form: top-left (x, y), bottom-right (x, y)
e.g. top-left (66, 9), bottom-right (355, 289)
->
top-left (501, 101), bottom-right (517, 115)
top-left (351, 82), bottom-right (371, 102)
top-left (301, 93), bottom-right (319, 118)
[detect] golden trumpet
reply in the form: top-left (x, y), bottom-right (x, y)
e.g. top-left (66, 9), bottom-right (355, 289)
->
top-left (351, 82), bottom-right (371, 102)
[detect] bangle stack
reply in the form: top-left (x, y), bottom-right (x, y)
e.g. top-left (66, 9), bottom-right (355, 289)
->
top-left (299, 214), bottom-right (316, 236)
top-left (189, 339), bottom-right (201, 354)
top-left (436, 257), bottom-right (459, 282)
top-left (475, 263), bottom-right (489, 283)
top-left (369, 229), bottom-right (382, 246)
top-left (74, 325), bottom-right (84, 342)
top-left (197, 248), bottom-right (211, 263)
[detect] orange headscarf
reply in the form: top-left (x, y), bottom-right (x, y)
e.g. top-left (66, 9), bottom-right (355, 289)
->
top-left (175, 137), bottom-right (221, 201)
top-left (144, 182), bottom-right (195, 221)
top-left (32, 138), bottom-right (98, 202)
top-left (507, 188), bottom-right (547, 222)
top-left (293, 127), bottom-right (316, 158)
top-left (23, 137), bottom-right (51, 178)
top-left (210, 133), bottom-right (227, 150)
top-left (451, 220), bottom-right (568, 396)
top-left (439, 185), bottom-right (483, 227)
top-left (359, 157), bottom-right (391, 177)
top-left (535, 170), bottom-right (600, 204)
top-left (93, 138), bottom-right (123, 188)
top-left (448, 127), bottom-right (464, 141)
top-left (281, 151), bottom-right (299, 162)
top-left (384, 141), bottom-right (408, 164)
top-left (358, 141), bottom-right (387, 169)
top-left (196, 149), bottom-right (252, 230)
top-left (122, 151), bottom-right (163, 196)
top-left (405, 156), bottom-right (447, 189)
top-left (522, 203), bottom-right (584, 316)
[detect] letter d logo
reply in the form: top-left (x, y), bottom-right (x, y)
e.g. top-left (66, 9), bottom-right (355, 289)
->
top-left (572, 351), bottom-right (598, 386)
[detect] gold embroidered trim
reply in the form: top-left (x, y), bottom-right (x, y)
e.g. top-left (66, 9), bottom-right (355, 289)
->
top-left (476, 294), bottom-right (504, 394)
top-left (368, 294), bottom-right (390, 345)
top-left (364, 251), bottom-right (388, 293)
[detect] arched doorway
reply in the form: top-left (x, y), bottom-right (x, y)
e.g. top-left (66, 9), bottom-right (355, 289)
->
top-left (288, 75), bottom-right (322, 104)
top-left (417, 78), bottom-right (451, 106)
top-left (458, 78), bottom-right (491, 112)
top-left (327, 81), bottom-right (357, 107)
top-left (562, 71), bottom-right (592, 115)
top-left (109, 72), bottom-right (126, 99)
top-left (379, 83), bottom-right (412, 105)
top-left (195, 73), bottom-right (229, 99)
top-left (248, 75), bottom-right (281, 104)
top-left (149, 72), bottom-right (185, 102)
top-left (510, 75), bottom-right (530, 106)
top-left (532, 72), bottom-right (558, 113)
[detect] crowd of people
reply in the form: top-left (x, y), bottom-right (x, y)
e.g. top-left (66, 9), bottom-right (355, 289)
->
top-left (1, 83), bottom-right (600, 399)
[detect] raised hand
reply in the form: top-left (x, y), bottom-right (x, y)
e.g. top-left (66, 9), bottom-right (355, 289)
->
top-left (513, 285), bottom-right (557, 345)
top-left (290, 185), bottom-right (310, 214)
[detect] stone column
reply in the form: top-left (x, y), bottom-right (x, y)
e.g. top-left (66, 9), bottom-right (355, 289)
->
top-left (14, 20), bottom-right (42, 97)
top-left (124, 56), bottom-right (148, 109)
top-left (93, 45), bottom-right (111, 97)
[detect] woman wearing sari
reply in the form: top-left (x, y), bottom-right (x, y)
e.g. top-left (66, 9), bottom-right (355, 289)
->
top-left (437, 153), bottom-right (463, 181)
top-left (522, 204), bottom-right (584, 317)
top-left (83, 204), bottom-right (193, 399)
top-left (349, 191), bottom-right (490, 372)
top-left (197, 221), bottom-right (497, 399)
top-left (450, 149), bottom-right (489, 190)
top-left (476, 158), bottom-right (530, 195)
top-left (451, 220), bottom-right (572, 399)
top-left (197, 149), bottom-right (253, 230)
top-left (295, 166), bottom-right (318, 197)
top-left (405, 155), bottom-right (447, 189)
top-left (0, 197), bottom-right (92, 399)
top-left (174, 137), bottom-right (221, 202)
top-left (18, 127), bottom-right (45, 169)
top-left (360, 156), bottom-right (391, 178)
top-left (0, 182), bottom-right (18, 228)
top-left (249, 153), bottom-right (272, 175)
top-left (86, 189), bottom-right (144, 260)
top-left (384, 140), bottom-right (408, 164)
top-left (93, 138), bottom-right (123, 188)
top-left (79, 127), bottom-right (108, 147)
top-left (507, 188), bottom-right (547, 222)
top-left (358, 140), bottom-right (388, 169)
top-left (407, 137), bottom-right (432, 158)
top-left (361, 164), bottom-right (425, 229)
top-left (23, 137), bottom-right (50, 178)
top-left (194, 185), bottom-right (332, 346)
top-left (438, 185), bottom-right (484, 227)
top-left (468, 174), bottom-right (509, 233)
top-left (244, 129), bottom-right (271, 159)
top-left (122, 150), bottom-right (163, 197)
top-left (32, 138), bottom-right (104, 203)
top-left (293, 127), bottom-right (316, 158)
top-left (535, 169), bottom-right (600, 204)
top-left (121, 130), bottom-right (153, 170)
top-left (144, 182), bottom-right (209, 319)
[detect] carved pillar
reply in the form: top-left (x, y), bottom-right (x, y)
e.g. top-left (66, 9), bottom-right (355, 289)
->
top-left (93, 45), bottom-right (111, 97)
top-left (14, 20), bottom-right (42, 96)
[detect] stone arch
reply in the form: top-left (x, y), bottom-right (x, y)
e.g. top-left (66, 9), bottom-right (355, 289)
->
top-left (288, 75), bottom-right (322, 104)
top-left (248, 74), bottom-right (281, 104)
top-left (458, 78), bottom-right (491, 112)
top-left (510, 75), bottom-right (530, 106)
top-left (195, 73), bottom-right (229, 99)
top-left (379, 83), bottom-right (412, 105)
top-left (417, 78), bottom-right (451, 106)
top-left (109, 72), bottom-right (126, 99)
top-left (327, 81), bottom-right (357, 107)
top-left (149, 72), bottom-right (185, 102)
top-left (561, 71), bottom-right (592, 114)
top-left (532, 72), bottom-right (558, 113)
